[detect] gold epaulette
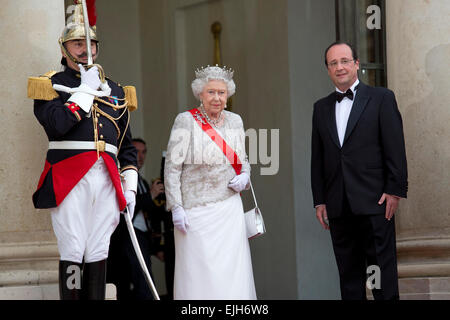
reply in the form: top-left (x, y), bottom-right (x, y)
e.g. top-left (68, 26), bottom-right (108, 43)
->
top-left (27, 71), bottom-right (59, 101)
top-left (123, 86), bottom-right (138, 112)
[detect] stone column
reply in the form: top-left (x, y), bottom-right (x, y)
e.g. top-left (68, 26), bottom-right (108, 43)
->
top-left (386, 0), bottom-right (450, 299)
top-left (0, 0), bottom-right (64, 299)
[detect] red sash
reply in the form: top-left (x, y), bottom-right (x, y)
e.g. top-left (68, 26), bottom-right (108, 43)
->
top-left (188, 108), bottom-right (242, 175)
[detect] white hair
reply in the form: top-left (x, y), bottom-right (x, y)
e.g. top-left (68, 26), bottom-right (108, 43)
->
top-left (191, 66), bottom-right (236, 100)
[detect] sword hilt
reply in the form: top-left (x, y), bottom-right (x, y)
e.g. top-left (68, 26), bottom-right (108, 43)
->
top-left (85, 64), bottom-right (106, 83)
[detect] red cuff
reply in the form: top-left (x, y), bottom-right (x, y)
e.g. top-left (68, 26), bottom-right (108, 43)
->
top-left (65, 102), bottom-right (82, 121)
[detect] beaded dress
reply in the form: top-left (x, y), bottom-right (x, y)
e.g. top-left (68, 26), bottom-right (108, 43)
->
top-left (165, 110), bottom-right (256, 300)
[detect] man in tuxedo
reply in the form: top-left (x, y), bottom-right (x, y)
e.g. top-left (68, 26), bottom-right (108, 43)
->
top-left (311, 41), bottom-right (408, 300)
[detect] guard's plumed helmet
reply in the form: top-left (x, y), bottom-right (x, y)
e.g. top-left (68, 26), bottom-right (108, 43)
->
top-left (59, 0), bottom-right (98, 65)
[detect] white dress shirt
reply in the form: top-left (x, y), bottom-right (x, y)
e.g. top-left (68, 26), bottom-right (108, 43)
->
top-left (335, 79), bottom-right (360, 147)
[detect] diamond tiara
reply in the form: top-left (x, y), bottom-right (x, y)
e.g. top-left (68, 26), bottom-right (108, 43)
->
top-left (195, 64), bottom-right (234, 82)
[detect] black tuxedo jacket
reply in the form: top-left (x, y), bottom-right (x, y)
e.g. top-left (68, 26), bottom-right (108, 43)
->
top-left (311, 81), bottom-right (408, 218)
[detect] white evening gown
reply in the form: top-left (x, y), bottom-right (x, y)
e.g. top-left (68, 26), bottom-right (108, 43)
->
top-left (173, 193), bottom-right (257, 300)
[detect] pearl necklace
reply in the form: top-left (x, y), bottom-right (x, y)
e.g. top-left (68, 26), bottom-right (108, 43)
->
top-left (200, 106), bottom-right (224, 127)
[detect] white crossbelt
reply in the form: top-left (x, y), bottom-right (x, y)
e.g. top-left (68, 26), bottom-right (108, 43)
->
top-left (49, 141), bottom-right (118, 155)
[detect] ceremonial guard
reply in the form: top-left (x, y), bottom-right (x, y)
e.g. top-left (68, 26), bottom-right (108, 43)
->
top-left (28, 0), bottom-right (138, 300)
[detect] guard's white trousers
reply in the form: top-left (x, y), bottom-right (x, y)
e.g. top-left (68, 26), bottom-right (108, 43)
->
top-left (51, 158), bottom-right (120, 264)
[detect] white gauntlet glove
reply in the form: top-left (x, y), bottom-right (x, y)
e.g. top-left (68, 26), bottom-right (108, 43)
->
top-left (56, 65), bottom-right (111, 113)
top-left (81, 64), bottom-right (112, 96)
top-left (80, 64), bottom-right (101, 90)
top-left (123, 190), bottom-right (136, 220)
top-left (172, 206), bottom-right (189, 234)
top-left (228, 172), bottom-right (250, 193)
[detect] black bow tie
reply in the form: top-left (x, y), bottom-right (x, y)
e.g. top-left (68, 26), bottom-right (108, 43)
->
top-left (335, 89), bottom-right (354, 103)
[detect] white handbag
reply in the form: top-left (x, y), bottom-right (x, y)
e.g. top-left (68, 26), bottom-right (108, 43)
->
top-left (244, 181), bottom-right (266, 239)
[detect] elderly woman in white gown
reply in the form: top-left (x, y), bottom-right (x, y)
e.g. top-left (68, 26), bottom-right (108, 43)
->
top-left (164, 66), bottom-right (257, 300)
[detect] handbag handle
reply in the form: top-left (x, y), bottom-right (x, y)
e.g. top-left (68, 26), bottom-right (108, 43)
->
top-left (249, 180), bottom-right (258, 208)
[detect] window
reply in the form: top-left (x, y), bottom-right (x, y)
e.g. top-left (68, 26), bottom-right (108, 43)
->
top-left (336, 0), bottom-right (387, 87)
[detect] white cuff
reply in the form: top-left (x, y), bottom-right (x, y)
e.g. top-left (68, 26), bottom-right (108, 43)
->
top-left (122, 169), bottom-right (138, 193)
top-left (67, 84), bottom-right (95, 113)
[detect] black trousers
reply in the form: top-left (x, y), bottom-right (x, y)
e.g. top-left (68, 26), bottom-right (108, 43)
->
top-left (329, 197), bottom-right (399, 300)
top-left (108, 218), bottom-right (154, 300)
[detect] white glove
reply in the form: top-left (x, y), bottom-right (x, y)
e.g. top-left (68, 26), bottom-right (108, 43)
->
top-left (65, 65), bottom-right (104, 114)
top-left (172, 206), bottom-right (189, 234)
top-left (53, 78), bottom-right (111, 99)
top-left (99, 80), bottom-right (112, 95)
top-left (228, 172), bottom-right (250, 193)
top-left (79, 64), bottom-right (101, 90)
top-left (124, 190), bottom-right (136, 220)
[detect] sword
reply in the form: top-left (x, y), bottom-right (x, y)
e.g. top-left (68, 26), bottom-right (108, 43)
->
top-left (123, 206), bottom-right (161, 300)
top-left (80, 0), bottom-right (106, 82)
top-left (80, 0), bottom-right (93, 65)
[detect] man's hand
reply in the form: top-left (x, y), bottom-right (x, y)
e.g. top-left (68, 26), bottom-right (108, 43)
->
top-left (155, 251), bottom-right (164, 262)
top-left (316, 205), bottom-right (329, 230)
top-left (150, 179), bottom-right (165, 200)
top-left (378, 193), bottom-right (401, 221)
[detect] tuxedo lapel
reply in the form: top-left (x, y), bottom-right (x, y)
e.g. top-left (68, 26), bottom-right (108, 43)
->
top-left (343, 82), bottom-right (370, 145)
top-left (324, 94), bottom-right (341, 149)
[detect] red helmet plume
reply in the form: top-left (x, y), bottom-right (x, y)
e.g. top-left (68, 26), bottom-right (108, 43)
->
top-left (86, 0), bottom-right (97, 26)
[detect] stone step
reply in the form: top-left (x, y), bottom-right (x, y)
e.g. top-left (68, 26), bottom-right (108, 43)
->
top-left (0, 283), bottom-right (117, 300)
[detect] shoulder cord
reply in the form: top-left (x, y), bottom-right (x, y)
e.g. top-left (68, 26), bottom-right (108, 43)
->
top-left (94, 96), bottom-right (129, 110)
top-left (93, 103), bottom-right (128, 139)
top-left (91, 107), bottom-right (130, 159)
top-left (90, 93), bottom-right (131, 158)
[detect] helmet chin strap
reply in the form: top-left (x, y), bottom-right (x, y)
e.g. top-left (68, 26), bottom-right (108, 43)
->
top-left (59, 38), bottom-right (106, 82)
top-left (59, 38), bottom-right (100, 67)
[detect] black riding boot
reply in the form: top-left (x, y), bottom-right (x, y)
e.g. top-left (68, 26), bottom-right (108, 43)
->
top-left (59, 260), bottom-right (83, 300)
top-left (82, 259), bottom-right (107, 300)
